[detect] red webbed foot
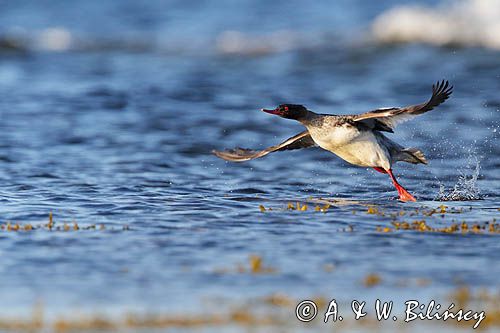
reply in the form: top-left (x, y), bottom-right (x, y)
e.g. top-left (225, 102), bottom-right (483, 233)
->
top-left (376, 168), bottom-right (417, 202)
top-left (394, 182), bottom-right (416, 202)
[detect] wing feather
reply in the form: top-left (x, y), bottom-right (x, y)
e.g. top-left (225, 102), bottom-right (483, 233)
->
top-left (353, 80), bottom-right (453, 130)
top-left (213, 131), bottom-right (315, 162)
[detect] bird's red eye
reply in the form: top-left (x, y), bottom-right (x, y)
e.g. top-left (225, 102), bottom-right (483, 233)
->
top-left (284, 106), bottom-right (289, 111)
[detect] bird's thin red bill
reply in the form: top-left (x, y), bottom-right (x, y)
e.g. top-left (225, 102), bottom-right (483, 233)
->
top-left (261, 108), bottom-right (281, 115)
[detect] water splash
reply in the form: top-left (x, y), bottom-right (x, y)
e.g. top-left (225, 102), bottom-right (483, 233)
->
top-left (435, 160), bottom-right (482, 201)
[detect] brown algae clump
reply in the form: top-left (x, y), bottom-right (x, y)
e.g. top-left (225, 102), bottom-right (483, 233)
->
top-left (287, 202), bottom-right (307, 211)
top-left (363, 273), bottom-right (382, 287)
top-left (215, 255), bottom-right (277, 275)
top-left (385, 220), bottom-right (499, 234)
top-left (249, 255), bottom-right (276, 274)
top-left (259, 201), bottom-right (330, 213)
top-left (0, 213), bottom-right (129, 233)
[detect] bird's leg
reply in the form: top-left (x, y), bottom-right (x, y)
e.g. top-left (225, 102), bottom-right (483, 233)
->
top-left (372, 167), bottom-right (387, 174)
top-left (386, 169), bottom-right (416, 202)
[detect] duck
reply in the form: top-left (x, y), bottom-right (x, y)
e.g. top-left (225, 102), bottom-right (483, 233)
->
top-left (213, 80), bottom-right (453, 202)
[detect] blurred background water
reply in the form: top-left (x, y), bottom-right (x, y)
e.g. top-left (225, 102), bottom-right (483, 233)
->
top-left (0, 0), bottom-right (499, 330)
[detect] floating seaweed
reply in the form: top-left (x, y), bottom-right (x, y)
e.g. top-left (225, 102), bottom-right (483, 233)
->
top-left (215, 255), bottom-right (277, 275)
top-left (0, 213), bottom-right (129, 232)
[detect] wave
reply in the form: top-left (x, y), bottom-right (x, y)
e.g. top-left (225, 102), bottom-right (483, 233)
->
top-left (0, 27), bottom-right (164, 54)
top-left (0, 27), bottom-right (313, 56)
top-left (215, 30), bottom-right (306, 56)
top-left (372, 0), bottom-right (500, 50)
top-left (4, 1), bottom-right (499, 57)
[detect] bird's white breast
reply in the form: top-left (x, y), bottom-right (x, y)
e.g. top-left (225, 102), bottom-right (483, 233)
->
top-left (308, 125), bottom-right (391, 169)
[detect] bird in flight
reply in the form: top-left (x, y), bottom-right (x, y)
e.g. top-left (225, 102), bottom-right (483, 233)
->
top-left (213, 80), bottom-right (453, 202)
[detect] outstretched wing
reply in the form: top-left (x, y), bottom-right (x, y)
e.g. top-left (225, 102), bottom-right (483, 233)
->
top-left (213, 131), bottom-right (315, 162)
top-left (353, 80), bottom-right (453, 131)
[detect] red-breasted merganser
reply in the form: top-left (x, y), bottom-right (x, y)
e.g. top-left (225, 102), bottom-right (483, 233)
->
top-left (214, 80), bottom-right (453, 202)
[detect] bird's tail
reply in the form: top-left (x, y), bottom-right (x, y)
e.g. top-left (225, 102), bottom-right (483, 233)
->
top-left (397, 148), bottom-right (428, 165)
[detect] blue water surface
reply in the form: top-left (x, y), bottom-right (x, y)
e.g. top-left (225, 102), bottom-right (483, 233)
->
top-left (0, 0), bottom-right (498, 328)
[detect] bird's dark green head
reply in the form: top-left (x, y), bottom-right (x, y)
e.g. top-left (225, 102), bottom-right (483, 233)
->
top-left (262, 104), bottom-right (308, 120)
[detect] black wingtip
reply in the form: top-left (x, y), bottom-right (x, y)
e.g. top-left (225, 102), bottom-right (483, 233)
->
top-left (433, 79), bottom-right (453, 98)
